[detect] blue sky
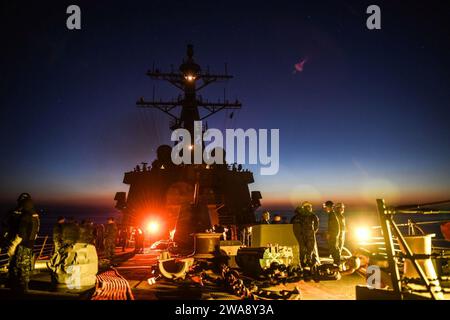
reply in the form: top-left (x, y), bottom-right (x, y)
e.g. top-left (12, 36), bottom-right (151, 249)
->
top-left (1, 1), bottom-right (449, 209)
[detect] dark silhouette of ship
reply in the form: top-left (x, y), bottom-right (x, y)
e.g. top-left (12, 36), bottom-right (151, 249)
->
top-left (114, 45), bottom-right (262, 249)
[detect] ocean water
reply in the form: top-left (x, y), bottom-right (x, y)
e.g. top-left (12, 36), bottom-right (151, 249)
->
top-left (0, 204), bottom-right (121, 235)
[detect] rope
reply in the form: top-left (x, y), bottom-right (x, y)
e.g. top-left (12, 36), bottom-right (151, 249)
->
top-left (217, 263), bottom-right (302, 300)
top-left (91, 268), bottom-right (135, 300)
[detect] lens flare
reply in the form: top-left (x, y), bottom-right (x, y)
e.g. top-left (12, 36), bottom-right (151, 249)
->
top-left (354, 226), bottom-right (371, 243)
top-left (147, 221), bottom-right (160, 234)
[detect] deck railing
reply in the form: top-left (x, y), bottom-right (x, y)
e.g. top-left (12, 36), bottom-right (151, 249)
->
top-left (0, 235), bottom-right (55, 272)
top-left (0, 252), bottom-right (8, 272)
top-left (33, 235), bottom-right (55, 260)
top-left (1, 234), bottom-right (136, 272)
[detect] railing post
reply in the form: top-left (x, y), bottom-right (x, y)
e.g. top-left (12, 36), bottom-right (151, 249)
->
top-left (376, 198), bottom-right (402, 298)
top-left (38, 235), bottom-right (48, 259)
top-left (407, 219), bottom-right (414, 235)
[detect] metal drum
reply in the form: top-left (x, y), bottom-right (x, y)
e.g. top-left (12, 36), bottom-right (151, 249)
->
top-left (193, 233), bottom-right (221, 258)
top-left (401, 234), bottom-right (437, 280)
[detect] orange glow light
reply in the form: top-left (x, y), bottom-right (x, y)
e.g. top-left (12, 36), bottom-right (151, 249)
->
top-left (147, 221), bottom-right (160, 234)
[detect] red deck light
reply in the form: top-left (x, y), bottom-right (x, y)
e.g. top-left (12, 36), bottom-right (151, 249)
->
top-left (147, 221), bottom-right (160, 234)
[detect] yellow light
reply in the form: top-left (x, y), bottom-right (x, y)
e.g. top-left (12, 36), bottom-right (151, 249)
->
top-left (354, 226), bottom-right (371, 243)
top-left (185, 74), bottom-right (196, 81)
top-left (188, 145), bottom-right (193, 150)
top-left (147, 221), bottom-right (159, 234)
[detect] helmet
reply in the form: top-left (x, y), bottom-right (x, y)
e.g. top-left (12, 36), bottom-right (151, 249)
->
top-left (335, 202), bottom-right (345, 209)
top-left (323, 200), bottom-right (334, 208)
top-left (301, 201), bottom-right (312, 208)
top-left (17, 193), bottom-right (31, 203)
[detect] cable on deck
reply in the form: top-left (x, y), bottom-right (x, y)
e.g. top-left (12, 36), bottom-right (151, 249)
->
top-left (91, 268), bottom-right (135, 300)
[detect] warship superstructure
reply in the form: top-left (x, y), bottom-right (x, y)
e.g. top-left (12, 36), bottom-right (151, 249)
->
top-left (114, 45), bottom-right (262, 248)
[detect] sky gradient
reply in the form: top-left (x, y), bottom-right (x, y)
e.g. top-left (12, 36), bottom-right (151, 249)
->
top-left (1, 1), bottom-right (449, 210)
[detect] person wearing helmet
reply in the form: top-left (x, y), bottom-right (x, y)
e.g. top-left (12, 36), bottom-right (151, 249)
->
top-left (260, 211), bottom-right (271, 224)
top-left (1, 194), bottom-right (34, 252)
top-left (324, 200), bottom-right (345, 265)
top-left (1, 196), bottom-right (24, 255)
top-left (104, 217), bottom-right (118, 260)
top-left (272, 214), bottom-right (282, 224)
top-left (61, 217), bottom-right (80, 246)
top-left (7, 193), bottom-right (40, 294)
top-left (79, 219), bottom-right (95, 245)
top-left (291, 202), bottom-right (319, 268)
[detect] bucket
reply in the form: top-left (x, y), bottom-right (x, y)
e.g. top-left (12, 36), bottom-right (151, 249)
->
top-left (399, 234), bottom-right (444, 299)
top-left (401, 234), bottom-right (437, 280)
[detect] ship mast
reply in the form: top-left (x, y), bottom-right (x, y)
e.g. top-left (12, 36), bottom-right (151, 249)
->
top-left (137, 44), bottom-right (241, 143)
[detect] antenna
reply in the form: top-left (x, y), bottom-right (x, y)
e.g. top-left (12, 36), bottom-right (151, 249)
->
top-left (137, 45), bottom-right (242, 136)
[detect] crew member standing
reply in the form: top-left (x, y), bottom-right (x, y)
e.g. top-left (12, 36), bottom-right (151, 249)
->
top-left (134, 228), bottom-right (144, 254)
top-left (335, 203), bottom-right (346, 264)
top-left (94, 223), bottom-right (105, 251)
top-left (79, 219), bottom-right (95, 244)
top-left (291, 202), bottom-right (319, 268)
top-left (324, 200), bottom-right (345, 265)
top-left (61, 217), bottom-right (80, 247)
top-left (260, 211), bottom-right (271, 224)
top-left (1, 194), bottom-right (27, 257)
top-left (120, 227), bottom-right (129, 252)
top-left (104, 217), bottom-right (117, 260)
top-left (8, 193), bottom-right (40, 294)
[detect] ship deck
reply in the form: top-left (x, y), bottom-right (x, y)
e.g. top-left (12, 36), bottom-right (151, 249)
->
top-left (1, 248), bottom-right (448, 300)
top-left (0, 248), bottom-right (365, 300)
top-left (114, 251), bottom-right (366, 300)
